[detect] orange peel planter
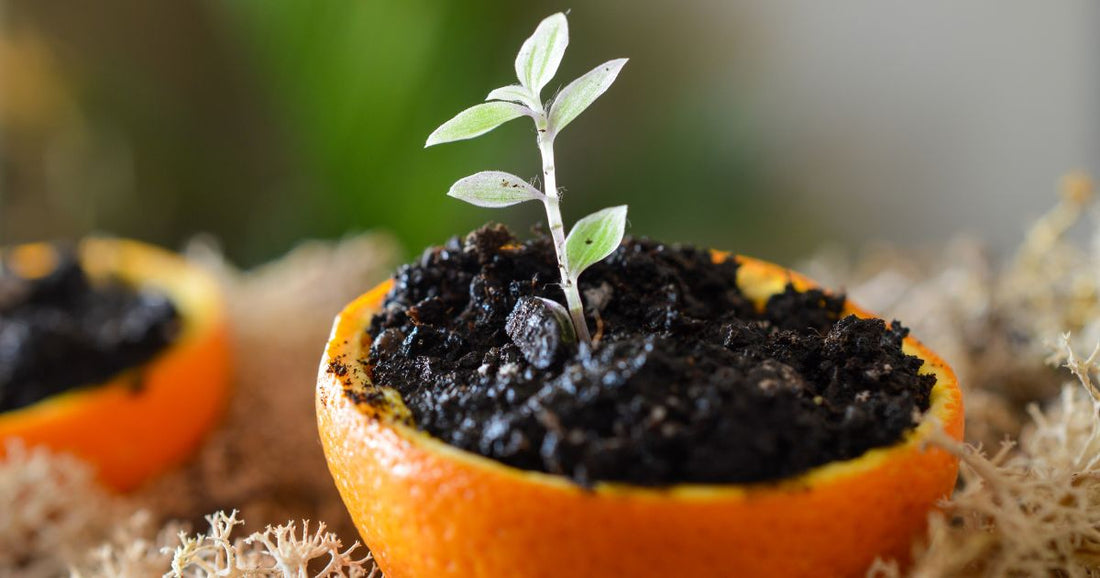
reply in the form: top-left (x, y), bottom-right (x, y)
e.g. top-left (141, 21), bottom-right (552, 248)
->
top-left (317, 254), bottom-right (964, 578)
top-left (0, 238), bottom-right (231, 491)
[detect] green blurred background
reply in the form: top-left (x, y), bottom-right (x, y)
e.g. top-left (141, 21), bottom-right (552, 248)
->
top-left (1, 1), bottom-right (1097, 266)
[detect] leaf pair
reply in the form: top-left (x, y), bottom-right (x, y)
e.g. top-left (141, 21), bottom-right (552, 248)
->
top-left (475, 13), bottom-right (568, 114)
top-left (425, 12), bottom-right (627, 147)
top-left (446, 171), bottom-right (626, 279)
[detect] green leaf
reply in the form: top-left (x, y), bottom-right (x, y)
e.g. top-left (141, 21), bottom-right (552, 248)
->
top-left (446, 171), bottom-right (544, 208)
top-left (486, 85), bottom-right (539, 110)
top-left (514, 13), bottom-right (569, 98)
top-left (565, 205), bottom-right (628, 279)
top-left (425, 102), bottom-right (531, 147)
top-left (547, 59), bottom-right (627, 139)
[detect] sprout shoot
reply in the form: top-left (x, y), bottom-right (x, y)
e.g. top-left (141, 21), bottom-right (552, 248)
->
top-left (425, 12), bottom-right (628, 346)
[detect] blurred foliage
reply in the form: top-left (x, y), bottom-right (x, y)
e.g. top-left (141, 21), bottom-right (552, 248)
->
top-left (2, 1), bottom-right (824, 266)
top-left (215, 0), bottom-right (535, 259)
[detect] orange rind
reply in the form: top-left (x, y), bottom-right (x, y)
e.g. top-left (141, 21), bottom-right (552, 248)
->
top-left (0, 238), bottom-right (231, 491)
top-left (317, 254), bottom-right (963, 578)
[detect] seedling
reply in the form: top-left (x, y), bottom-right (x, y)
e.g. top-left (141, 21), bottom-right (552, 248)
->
top-left (425, 12), bottom-right (627, 345)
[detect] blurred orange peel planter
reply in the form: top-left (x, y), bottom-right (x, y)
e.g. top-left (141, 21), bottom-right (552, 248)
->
top-left (317, 255), bottom-right (964, 578)
top-left (0, 238), bottom-right (231, 491)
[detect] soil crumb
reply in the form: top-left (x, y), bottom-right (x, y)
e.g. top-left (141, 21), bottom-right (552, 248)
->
top-left (0, 246), bottom-right (180, 412)
top-left (365, 225), bottom-right (934, 486)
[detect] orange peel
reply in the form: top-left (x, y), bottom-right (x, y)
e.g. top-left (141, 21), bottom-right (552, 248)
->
top-left (0, 238), bottom-right (231, 491)
top-left (317, 254), bottom-right (963, 578)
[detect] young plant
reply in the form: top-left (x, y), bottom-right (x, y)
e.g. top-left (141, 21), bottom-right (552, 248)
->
top-left (425, 12), bottom-right (627, 346)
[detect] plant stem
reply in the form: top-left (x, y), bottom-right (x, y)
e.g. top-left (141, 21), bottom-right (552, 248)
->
top-left (537, 121), bottom-right (591, 345)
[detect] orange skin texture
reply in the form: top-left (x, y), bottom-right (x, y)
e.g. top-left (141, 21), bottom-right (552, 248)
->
top-left (317, 255), bottom-right (964, 578)
top-left (0, 239), bottom-right (231, 491)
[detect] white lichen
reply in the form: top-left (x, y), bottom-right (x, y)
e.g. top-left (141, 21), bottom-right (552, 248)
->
top-left (165, 510), bottom-right (378, 578)
top-left (69, 511), bottom-right (179, 578)
top-left (0, 441), bottom-right (122, 577)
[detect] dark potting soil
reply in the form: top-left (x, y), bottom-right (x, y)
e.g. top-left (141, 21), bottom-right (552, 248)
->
top-left (0, 246), bottom-right (181, 412)
top-left (360, 225), bottom-right (935, 487)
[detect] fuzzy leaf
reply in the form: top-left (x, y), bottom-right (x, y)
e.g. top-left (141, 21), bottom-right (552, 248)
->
top-left (514, 13), bottom-right (569, 97)
top-left (486, 85), bottom-right (539, 110)
top-left (426, 102), bottom-right (531, 147)
top-left (565, 205), bottom-right (627, 279)
top-left (447, 171), bottom-right (544, 208)
top-left (547, 58), bottom-right (628, 138)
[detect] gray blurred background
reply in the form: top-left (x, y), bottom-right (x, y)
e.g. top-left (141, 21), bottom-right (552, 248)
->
top-left (1, 1), bottom-right (1097, 266)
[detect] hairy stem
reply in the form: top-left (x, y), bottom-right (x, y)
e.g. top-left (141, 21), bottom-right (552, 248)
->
top-left (537, 120), bottom-right (591, 344)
